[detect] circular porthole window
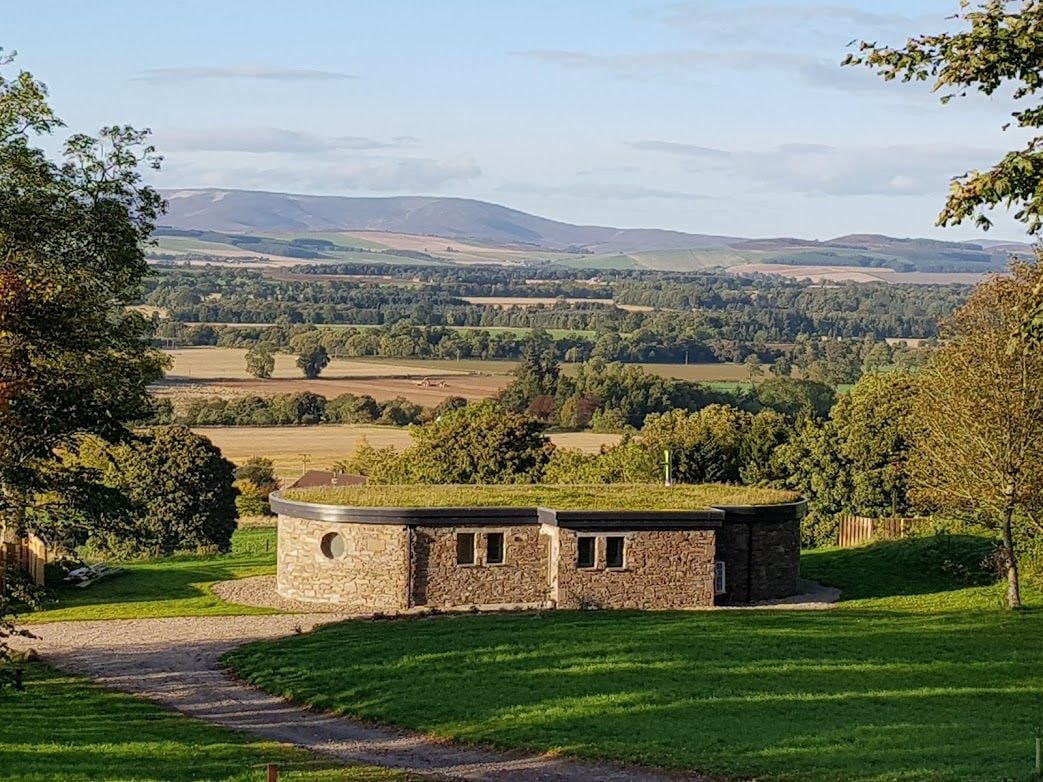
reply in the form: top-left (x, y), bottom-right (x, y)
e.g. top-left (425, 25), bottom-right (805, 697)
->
top-left (320, 532), bottom-right (347, 559)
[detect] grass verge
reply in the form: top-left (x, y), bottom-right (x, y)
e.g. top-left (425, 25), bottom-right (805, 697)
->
top-left (24, 526), bottom-right (278, 623)
top-left (225, 535), bottom-right (1043, 782)
top-left (0, 663), bottom-right (415, 782)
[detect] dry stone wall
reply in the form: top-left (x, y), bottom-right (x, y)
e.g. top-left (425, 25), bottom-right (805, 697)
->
top-left (411, 525), bottom-right (548, 607)
top-left (553, 529), bottom-right (716, 610)
top-left (277, 516), bottom-right (409, 610)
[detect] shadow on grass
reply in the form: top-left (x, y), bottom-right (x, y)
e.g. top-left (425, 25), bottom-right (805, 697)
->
top-left (800, 534), bottom-right (998, 601)
top-left (1, 664), bottom-right (401, 782)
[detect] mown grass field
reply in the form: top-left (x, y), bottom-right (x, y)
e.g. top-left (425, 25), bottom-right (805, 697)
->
top-left (0, 664), bottom-right (414, 782)
top-left (225, 535), bottom-right (1043, 782)
top-left (24, 526), bottom-right (278, 623)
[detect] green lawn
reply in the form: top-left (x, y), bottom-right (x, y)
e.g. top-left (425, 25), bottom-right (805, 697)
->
top-left (25, 526), bottom-right (278, 623)
top-left (225, 535), bottom-right (1043, 782)
top-left (0, 664), bottom-right (414, 782)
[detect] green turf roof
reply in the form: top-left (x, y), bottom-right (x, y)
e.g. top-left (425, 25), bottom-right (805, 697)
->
top-left (281, 483), bottom-right (799, 511)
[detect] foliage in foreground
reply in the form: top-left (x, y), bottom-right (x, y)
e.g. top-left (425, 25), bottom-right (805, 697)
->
top-left (73, 427), bottom-right (238, 557)
top-left (283, 482), bottom-right (798, 511)
top-left (908, 260), bottom-right (1043, 608)
top-left (226, 534), bottom-right (1043, 782)
top-left (0, 664), bottom-right (413, 782)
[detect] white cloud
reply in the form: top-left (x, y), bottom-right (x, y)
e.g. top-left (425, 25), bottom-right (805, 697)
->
top-left (629, 137), bottom-right (1002, 197)
top-left (135, 65), bottom-right (354, 84)
top-left (513, 47), bottom-right (906, 91)
top-left (156, 127), bottom-right (414, 155)
top-left (159, 156), bottom-right (480, 194)
top-left (498, 182), bottom-right (710, 201)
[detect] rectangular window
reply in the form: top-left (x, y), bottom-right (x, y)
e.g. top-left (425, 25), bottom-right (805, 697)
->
top-left (456, 532), bottom-right (475, 566)
top-left (715, 561), bottom-right (727, 595)
top-left (577, 536), bottom-right (596, 569)
top-left (605, 536), bottom-right (625, 569)
top-left (486, 532), bottom-right (505, 565)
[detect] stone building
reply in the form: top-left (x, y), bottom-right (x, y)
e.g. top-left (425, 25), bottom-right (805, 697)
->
top-left (270, 493), bottom-right (804, 611)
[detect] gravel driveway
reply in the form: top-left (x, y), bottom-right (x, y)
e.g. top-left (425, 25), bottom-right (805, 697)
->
top-left (15, 615), bottom-right (705, 782)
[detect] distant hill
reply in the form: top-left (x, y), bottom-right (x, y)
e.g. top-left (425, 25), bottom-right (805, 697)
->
top-left (156, 188), bottom-right (1032, 275)
top-left (159, 189), bottom-right (739, 253)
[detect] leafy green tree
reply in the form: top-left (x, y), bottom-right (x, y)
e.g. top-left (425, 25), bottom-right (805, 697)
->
top-left (0, 54), bottom-right (166, 546)
top-left (498, 341), bottom-right (560, 412)
top-left (366, 401), bottom-right (553, 484)
top-left (234, 457), bottom-right (278, 517)
top-left (909, 262), bottom-right (1043, 609)
top-left (832, 372), bottom-right (919, 518)
top-left (846, 1), bottom-right (1043, 234)
top-left (101, 427), bottom-right (238, 555)
top-left (326, 392), bottom-right (380, 424)
top-left (245, 343), bottom-right (275, 379)
top-left (756, 377), bottom-right (836, 420)
top-left (641, 406), bottom-right (754, 484)
top-left (377, 396), bottom-right (424, 426)
top-left (296, 344), bottom-right (329, 379)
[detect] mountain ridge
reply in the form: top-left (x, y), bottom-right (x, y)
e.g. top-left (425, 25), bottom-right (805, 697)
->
top-left (158, 188), bottom-right (1030, 272)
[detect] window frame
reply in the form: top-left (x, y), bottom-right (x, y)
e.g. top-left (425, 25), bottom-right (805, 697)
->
top-left (605, 535), bottom-right (626, 570)
top-left (455, 531), bottom-right (477, 566)
top-left (714, 560), bottom-right (727, 595)
top-left (485, 531), bottom-right (506, 566)
top-left (576, 535), bottom-right (597, 569)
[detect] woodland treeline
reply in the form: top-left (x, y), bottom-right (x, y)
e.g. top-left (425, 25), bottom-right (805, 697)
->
top-left (143, 266), bottom-right (968, 340)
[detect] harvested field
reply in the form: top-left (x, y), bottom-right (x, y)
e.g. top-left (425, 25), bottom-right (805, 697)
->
top-left (195, 425), bottom-right (622, 480)
top-left (462, 296), bottom-right (615, 307)
top-left (155, 348), bottom-right (508, 404)
top-left (560, 361), bottom-right (761, 383)
top-left (160, 375), bottom-right (509, 404)
top-left (162, 348), bottom-right (471, 381)
top-left (728, 263), bottom-right (990, 285)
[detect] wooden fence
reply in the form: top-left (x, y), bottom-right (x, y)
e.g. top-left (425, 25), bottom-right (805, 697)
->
top-left (836, 516), bottom-right (923, 548)
top-left (0, 535), bottom-right (47, 587)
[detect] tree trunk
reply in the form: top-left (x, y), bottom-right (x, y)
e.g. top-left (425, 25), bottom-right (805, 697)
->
top-left (1000, 502), bottom-right (1022, 609)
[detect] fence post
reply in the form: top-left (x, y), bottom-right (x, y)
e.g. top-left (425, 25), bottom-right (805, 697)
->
top-left (266, 763), bottom-right (278, 782)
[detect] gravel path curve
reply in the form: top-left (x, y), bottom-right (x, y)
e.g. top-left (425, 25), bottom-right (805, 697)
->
top-left (15, 615), bottom-right (704, 782)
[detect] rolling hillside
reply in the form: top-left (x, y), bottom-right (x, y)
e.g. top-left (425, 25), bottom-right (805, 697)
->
top-left (156, 188), bottom-right (1032, 277)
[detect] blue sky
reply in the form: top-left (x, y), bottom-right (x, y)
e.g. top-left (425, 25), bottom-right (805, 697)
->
top-left (7, 1), bottom-right (1029, 240)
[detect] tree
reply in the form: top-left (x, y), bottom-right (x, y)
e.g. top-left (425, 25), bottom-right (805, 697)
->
top-left (831, 372), bottom-right (919, 518)
top-left (744, 353), bottom-right (763, 382)
top-left (756, 377), bottom-right (836, 420)
top-left (0, 54), bottom-right (166, 547)
top-left (296, 344), bottom-right (329, 379)
top-left (908, 262), bottom-right (1043, 609)
top-left (845, 1), bottom-right (1043, 234)
top-left (367, 401), bottom-right (553, 484)
top-left (245, 343), bottom-right (275, 379)
top-left (234, 457), bottom-right (278, 517)
top-left (102, 427), bottom-right (238, 555)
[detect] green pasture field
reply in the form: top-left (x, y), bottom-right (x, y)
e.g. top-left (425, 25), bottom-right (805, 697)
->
top-left (226, 535), bottom-right (1043, 782)
top-left (24, 526), bottom-right (278, 623)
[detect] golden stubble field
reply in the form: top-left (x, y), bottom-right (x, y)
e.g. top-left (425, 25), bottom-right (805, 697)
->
top-left (196, 424), bottom-right (622, 480)
top-left (158, 347), bottom-right (761, 398)
top-left (156, 348), bottom-right (511, 404)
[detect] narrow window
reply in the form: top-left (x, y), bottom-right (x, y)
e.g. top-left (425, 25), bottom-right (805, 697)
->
top-left (715, 561), bottom-right (727, 595)
top-left (486, 532), bottom-right (505, 565)
top-left (605, 536), bottom-right (625, 569)
top-left (456, 532), bottom-right (475, 565)
top-left (577, 536), bottom-right (596, 569)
